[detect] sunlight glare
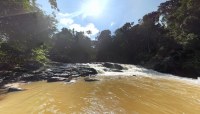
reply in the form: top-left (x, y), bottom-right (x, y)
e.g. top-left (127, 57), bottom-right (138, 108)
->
top-left (82, 0), bottom-right (107, 18)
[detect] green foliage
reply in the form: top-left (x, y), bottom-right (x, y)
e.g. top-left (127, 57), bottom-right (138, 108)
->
top-left (159, 0), bottom-right (200, 45)
top-left (32, 45), bottom-right (49, 63)
top-left (0, 0), bottom-right (57, 65)
top-left (49, 28), bottom-right (93, 63)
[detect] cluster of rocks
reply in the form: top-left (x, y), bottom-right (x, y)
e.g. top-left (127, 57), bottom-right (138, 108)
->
top-left (0, 62), bottom-right (127, 93)
top-left (0, 62), bottom-right (98, 87)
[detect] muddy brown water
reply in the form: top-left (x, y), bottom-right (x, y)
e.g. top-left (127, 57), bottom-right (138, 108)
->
top-left (0, 76), bottom-right (200, 114)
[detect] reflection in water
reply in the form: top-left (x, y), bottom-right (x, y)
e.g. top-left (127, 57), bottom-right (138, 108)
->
top-left (0, 76), bottom-right (200, 114)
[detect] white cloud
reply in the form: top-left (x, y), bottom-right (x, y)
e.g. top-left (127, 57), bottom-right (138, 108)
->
top-left (58, 12), bottom-right (99, 37)
top-left (58, 12), bottom-right (82, 18)
top-left (58, 12), bottom-right (70, 17)
top-left (60, 18), bottom-right (74, 26)
top-left (69, 23), bottom-right (99, 36)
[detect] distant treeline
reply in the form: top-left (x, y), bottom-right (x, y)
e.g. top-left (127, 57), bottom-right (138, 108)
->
top-left (0, 0), bottom-right (200, 78)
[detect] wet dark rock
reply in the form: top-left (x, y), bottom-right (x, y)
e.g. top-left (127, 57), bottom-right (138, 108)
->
top-left (0, 62), bottom-right (99, 87)
top-left (103, 63), bottom-right (114, 68)
top-left (113, 64), bottom-right (124, 70)
top-left (0, 71), bottom-right (13, 77)
top-left (3, 75), bottom-right (17, 83)
top-left (0, 63), bottom-right (12, 70)
top-left (0, 79), bottom-right (3, 87)
top-left (51, 68), bottom-right (64, 73)
top-left (70, 71), bottom-right (79, 76)
top-left (103, 68), bottom-right (122, 72)
top-left (71, 74), bottom-right (80, 78)
top-left (22, 61), bottom-right (43, 71)
top-left (53, 73), bottom-right (70, 77)
top-left (20, 74), bottom-right (43, 82)
top-left (78, 67), bottom-right (97, 76)
top-left (7, 87), bottom-right (24, 93)
top-left (84, 77), bottom-right (100, 82)
top-left (13, 67), bottom-right (28, 72)
top-left (47, 77), bottom-right (67, 82)
top-left (32, 67), bottom-right (46, 74)
top-left (65, 76), bottom-right (73, 82)
top-left (14, 72), bottom-right (23, 77)
top-left (45, 71), bottom-right (54, 77)
top-left (103, 63), bottom-right (124, 70)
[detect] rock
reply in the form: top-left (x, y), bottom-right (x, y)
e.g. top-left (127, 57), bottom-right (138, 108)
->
top-left (103, 63), bottom-right (114, 68)
top-left (22, 61), bottom-right (43, 71)
top-left (111, 69), bottom-right (123, 72)
top-left (113, 64), bottom-right (124, 70)
top-left (0, 71), bottom-right (13, 77)
top-left (46, 69), bottom-right (52, 72)
top-left (7, 87), bottom-right (24, 92)
top-left (13, 67), bottom-right (28, 72)
top-left (47, 77), bottom-right (67, 82)
top-left (0, 63), bottom-right (100, 85)
top-left (103, 63), bottom-right (124, 70)
top-left (53, 73), bottom-right (70, 77)
top-left (103, 68), bottom-right (109, 71)
top-left (32, 67), bottom-right (45, 74)
top-left (0, 79), bottom-right (3, 87)
top-left (0, 63), bottom-right (12, 70)
top-left (84, 77), bottom-right (100, 82)
top-left (45, 71), bottom-right (54, 76)
top-left (71, 74), bottom-right (80, 78)
top-left (78, 67), bottom-right (98, 76)
top-left (51, 68), bottom-right (64, 73)
top-left (20, 74), bottom-right (42, 82)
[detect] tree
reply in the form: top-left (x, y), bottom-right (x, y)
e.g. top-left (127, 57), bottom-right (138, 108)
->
top-left (49, 28), bottom-right (93, 63)
top-left (0, 0), bottom-right (57, 64)
top-left (96, 30), bottom-right (114, 61)
top-left (158, 0), bottom-right (200, 72)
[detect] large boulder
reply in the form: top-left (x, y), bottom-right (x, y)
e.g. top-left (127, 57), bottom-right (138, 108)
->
top-left (7, 87), bottom-right (24, 93)
top-left (77, 67), bottom-right (98, 76)
top-left (103, 63), bottom-right (124, 70)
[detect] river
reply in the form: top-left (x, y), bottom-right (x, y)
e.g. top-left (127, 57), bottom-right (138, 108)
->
top-left (0, 63), bottom-right (200, 114)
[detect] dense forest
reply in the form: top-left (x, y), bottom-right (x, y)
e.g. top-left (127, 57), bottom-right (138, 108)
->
top-left (0, 0), bottom-right (200, 78)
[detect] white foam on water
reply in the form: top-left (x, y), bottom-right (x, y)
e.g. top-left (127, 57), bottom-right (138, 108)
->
top-left (83, 63), bottom-right (199, 85)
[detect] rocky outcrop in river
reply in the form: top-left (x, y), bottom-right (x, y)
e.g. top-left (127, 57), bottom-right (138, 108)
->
top-left (0, 62), bottom-right (102, 87)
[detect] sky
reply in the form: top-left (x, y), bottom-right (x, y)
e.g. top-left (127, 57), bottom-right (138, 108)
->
top-left (37, 0), bottom-right (166, 39)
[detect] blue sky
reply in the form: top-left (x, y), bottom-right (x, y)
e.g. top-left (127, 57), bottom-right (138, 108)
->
top-left (37, 0), bottom-right (166, 39)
